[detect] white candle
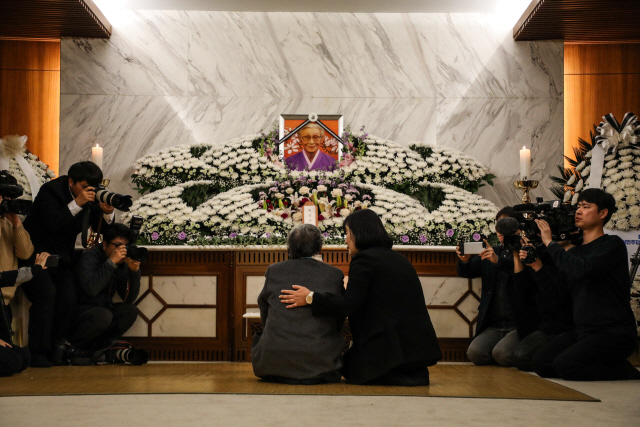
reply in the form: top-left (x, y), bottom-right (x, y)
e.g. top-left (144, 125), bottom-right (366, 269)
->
top-left (92, 143), bottom-right (103, 170)
top-left (520, 146), bottom-right (531, 180)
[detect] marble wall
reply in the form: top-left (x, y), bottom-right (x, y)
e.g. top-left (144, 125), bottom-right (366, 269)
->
top-left (60, 11), bottom-right (563, 206)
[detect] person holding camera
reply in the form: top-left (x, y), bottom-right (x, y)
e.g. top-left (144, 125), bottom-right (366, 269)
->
top-left (0, 254), bottom-right (49, 377)
top-left (69, 223), bottom-right (141, 359)
top-left (0, 171), bottom-right (35, 348)
top-left (531, 189), bottom-right (640, 381)
top-left (510, 238), bottom-right (574, 372)
top-left (20, 161), bottom-right (115, 367)
top-left (457, 207), bottom-right (539, 367)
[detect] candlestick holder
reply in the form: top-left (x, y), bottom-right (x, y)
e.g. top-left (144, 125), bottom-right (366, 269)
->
top-left (513, 180), bottom-right (539, 204)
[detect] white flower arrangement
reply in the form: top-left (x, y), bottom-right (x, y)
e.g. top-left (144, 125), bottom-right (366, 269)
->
top-left (124, 174), bottom-right (498, 247)
top-left (552, 112), bottom-right (640, 232)
top-left (1, 135), bottom-right (55, 198)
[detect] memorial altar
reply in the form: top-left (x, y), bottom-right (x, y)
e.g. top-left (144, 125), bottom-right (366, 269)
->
top-left (114, 115), bottom-right (497, 361)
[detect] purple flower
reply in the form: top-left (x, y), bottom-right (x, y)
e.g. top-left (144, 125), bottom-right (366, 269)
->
top-left (419, 235), bottom-right (427, 243)
top-left (229, 232), bottom-right (237, 239)
top-left (318, 179), bottom-right (325, 185)
top-left (151, 232), bottom-right (159, 241)
top-left (401, 235), bottom-right (410, 243)
top-left (265, 232), bottom-right (272, 239)
top-left (323, 232), bottom-right (330, 238)
top-left (178, 232), bottom-right (187, 240)
top-left (446, 229), bottom-right (454, 238)
top-left (473, 233), bottom-right (482, 242)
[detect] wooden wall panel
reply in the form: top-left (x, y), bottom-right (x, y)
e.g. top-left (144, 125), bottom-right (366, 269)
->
top-left (564, 43), bottom-right (640, 165)
top-left (0, 40), bottom-right (60, 175)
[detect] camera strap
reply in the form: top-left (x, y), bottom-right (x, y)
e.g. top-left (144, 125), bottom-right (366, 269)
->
top-left (81, 206), bottom-right (104, 250)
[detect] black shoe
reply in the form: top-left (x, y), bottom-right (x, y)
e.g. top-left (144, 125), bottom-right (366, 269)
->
top-left (69, 357), bottom-right (93, 366)
top-left (30, 352), bottom-right (52, 368)
top-left (51, 339), bottom-right (72, 365)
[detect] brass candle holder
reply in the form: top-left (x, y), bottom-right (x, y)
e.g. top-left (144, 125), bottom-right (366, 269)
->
top-left (513, 180), bottom-right (539, 204)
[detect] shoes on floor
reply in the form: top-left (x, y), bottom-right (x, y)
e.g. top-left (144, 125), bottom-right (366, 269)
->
top-left (29, 352), bottom-right (51, 368)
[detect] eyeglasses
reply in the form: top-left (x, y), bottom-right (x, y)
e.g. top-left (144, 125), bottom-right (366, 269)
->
top-left (300, 135), bottom-right (323, 142)
top-left (107, 241), bottom-right (125, 248)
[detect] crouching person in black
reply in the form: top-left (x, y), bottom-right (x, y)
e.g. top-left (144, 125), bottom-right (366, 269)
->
top-left (457, 207), bottom-right (538, 367)
top-left (511, 242), bottom-right (574, 372)
top-left (69, 223), bottom-right (142, 364)
top-left (532, 189), bottom-right (640, 381)
top-left (21, 161), bottom-right (114, 367)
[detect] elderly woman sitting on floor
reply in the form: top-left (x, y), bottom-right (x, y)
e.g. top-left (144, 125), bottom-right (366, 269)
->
top-left (250, 224), bottom-right (346, 385)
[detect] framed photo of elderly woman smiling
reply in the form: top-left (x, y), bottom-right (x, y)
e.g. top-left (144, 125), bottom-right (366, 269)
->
top-left (278, 114), bottom-right (343, 172)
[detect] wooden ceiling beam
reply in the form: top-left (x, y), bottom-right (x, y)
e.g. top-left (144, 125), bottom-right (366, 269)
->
top-left (0, 0), bottom-right (111, 40)
top-left (514, 0), bottom-right (640, 42)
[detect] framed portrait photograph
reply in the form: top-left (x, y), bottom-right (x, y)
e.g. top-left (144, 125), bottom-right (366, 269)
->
top-left (278, 114), bottom-right (344, 172)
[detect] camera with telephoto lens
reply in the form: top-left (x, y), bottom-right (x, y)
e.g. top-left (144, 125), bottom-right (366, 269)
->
top-left (500, 198), bottom-right (583, 264)
top-left (124, 215), bottom-right (148, 263)
top-left (514, 198), bottom-right (581, 244)
top-left (0, 170), bottom-right (32, 216)
top-left (92, 185), bottom-right (133, 212)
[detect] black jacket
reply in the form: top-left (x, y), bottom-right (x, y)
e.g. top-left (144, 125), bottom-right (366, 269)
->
top-left (23, 176), bottom-right (111, 263)
top-left (518, 253), bottom-right (574, 335)
top-left (312, 247), bottom-right (442, 385)
top-left (75, 245), bottom-right (141, 309)
top-left (547, 235), bottom-right (637, 338)
top-left (457, 245), bottom-right (540, 339)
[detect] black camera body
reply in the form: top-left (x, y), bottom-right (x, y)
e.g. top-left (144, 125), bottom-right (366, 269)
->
top-left (503, 198), bottom-right (583, 263)
top-left (125, 215), bottom-right (148, 263)
top-left (515, 199), bottom-right (581, 244)
top-left (0, 170), bottom-right (32, 216)
top-left (92, 185), bottom-right (133, 212)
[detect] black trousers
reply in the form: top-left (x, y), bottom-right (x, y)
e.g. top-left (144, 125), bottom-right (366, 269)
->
top-left (0, 344), bottom-right (30, 377)
top-left (513, 329), bottom-right (554, 372)
top-left (21, 265), bottom-right (77, 355)
top-left (531, 330), bottom-right (638, 381)
top-left (69, 303), bottom-right (138, 350)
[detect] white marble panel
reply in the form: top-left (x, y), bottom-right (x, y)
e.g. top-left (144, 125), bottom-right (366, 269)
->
top-left (123, 316), bottom-right (149, 337)
top-left (139, 276), bottom-right (150, 300)
top-left (137, 292), bottom-right (164, 320)
top-left (62, 10), bottom-right (189, 96)
top-left (471, 277), bottom-right (482, 297)
top-left (187, 96), bottom-right (438, 147)
top-left (428, 309), bottom-right (469, 338)
top-left (60, 95), bottom-right (190, 184)
top-left (436, 14), bottom-right (563, 98)
top-left (188, 12), bottom-right (437, 98)
top-left (457, 293), bottom-right (480, 322)
top-left (437, 96), bottom-right (563, 207)
top-left (419, 276), bottom-right (468, 306)
top-left (246, 276), bottom-right (265, 305)
top-left (154, 308), bottom-right (217, 337)
top-left (153, 276), bottom-right (217, 305)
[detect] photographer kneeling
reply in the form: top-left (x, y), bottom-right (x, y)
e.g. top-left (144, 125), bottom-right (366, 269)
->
top-left (69, 223), bottom-right (143, 364)
top-left (457, 208), bottom-right (539, 367)
top-left (531, 189), bottom-right (640, 381)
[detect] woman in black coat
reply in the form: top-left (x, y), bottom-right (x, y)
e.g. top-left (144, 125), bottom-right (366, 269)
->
top-left (281, 209), bottom-right (442, 385)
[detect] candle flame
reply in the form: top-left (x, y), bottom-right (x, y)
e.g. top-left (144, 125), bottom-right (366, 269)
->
top-left (522, 146), bottom-right (526, 149)
top-left (96, 143), bottom-right (100, 148)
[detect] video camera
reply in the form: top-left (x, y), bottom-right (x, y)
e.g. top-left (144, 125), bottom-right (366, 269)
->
top-left (501, 198), bottom-right (582, 264)
top-left (125, 215), bottom-right (148, 263)
top-left (92, 185), bottom-right (133, 212)
top-left (0, 170), bottom-right (32, 216)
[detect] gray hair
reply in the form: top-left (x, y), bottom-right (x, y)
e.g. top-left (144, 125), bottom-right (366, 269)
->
top-left (287, 224), bottom-right (324, 258)
top-left (300, 122), bottom-right (325, 136)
